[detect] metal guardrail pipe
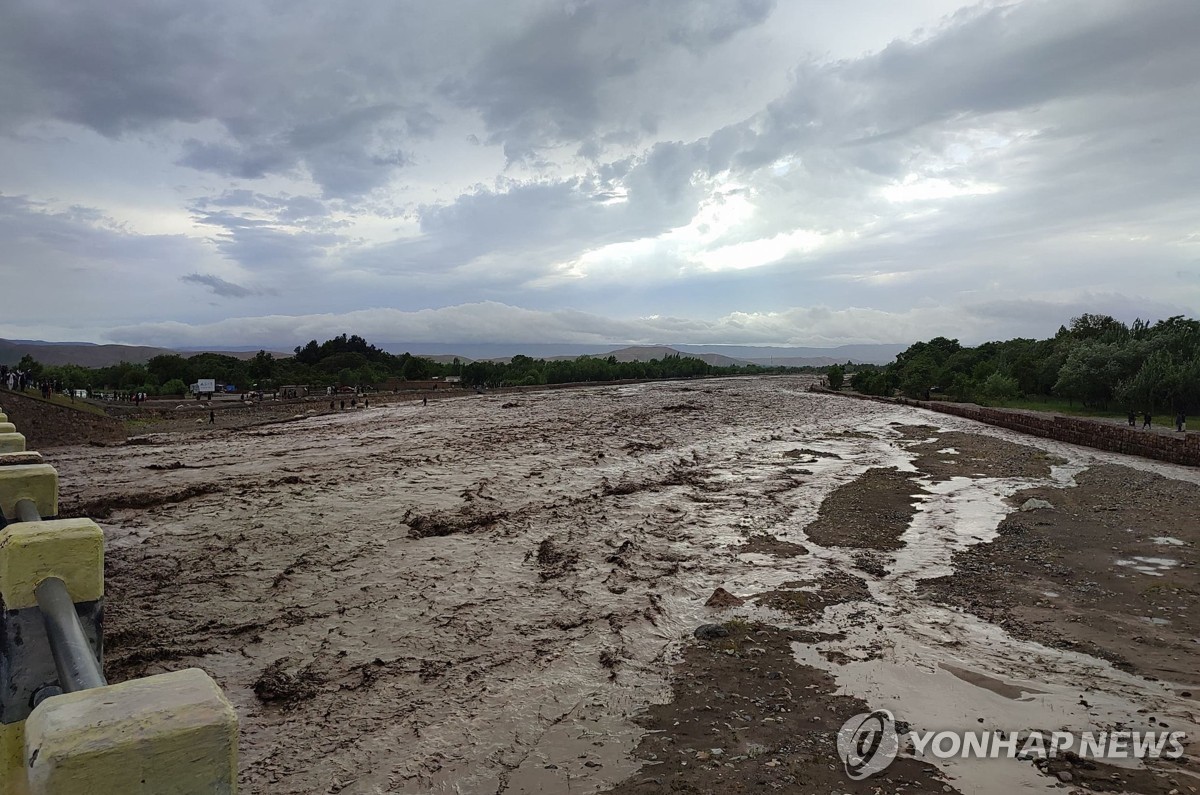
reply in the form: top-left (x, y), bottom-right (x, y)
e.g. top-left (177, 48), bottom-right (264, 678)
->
top-left (14, 497), bottom-right (41, 523)
top-left (34, 577), bottom-right (107, 692)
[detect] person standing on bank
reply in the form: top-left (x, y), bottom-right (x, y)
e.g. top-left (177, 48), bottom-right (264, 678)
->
top-left (1143, 412), bottom-right (1152, 429)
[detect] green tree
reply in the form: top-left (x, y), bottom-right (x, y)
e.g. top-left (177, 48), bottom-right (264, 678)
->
top-left (146, 354), bottom-right (192, 385)
top-left (17, 354), bottom-right (43, 379)
top-left (827, 364), bottom-right (845, 390)
top-left (248, 350), bottom-right (276, 382)
top-left (161, 378), bottom-right (188, 397)
top-left (977, 372), bottom-right (1019, 404)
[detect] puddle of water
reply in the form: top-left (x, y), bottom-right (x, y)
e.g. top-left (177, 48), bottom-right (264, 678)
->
top-left (1116, 557), bottom-right (1180, 576)
top-left (940, 663), bottom-right (1044, 700)
top-left (1152, 536), bottom-right (1185, 546)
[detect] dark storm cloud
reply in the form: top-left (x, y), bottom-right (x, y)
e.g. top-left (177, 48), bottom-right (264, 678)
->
top-left (181, 273), bottom-right (256, 298)
top-left (380, 0), bottom-right (1200, 306)
top-left (448, 0), bottom-right (776, 162)
top-left (185, 191), bottom-right (348, 274)
top-left (0, 2), bottom-right (216, 136)
top-left (3, 0), bottom-right (1198, 346)
top-left (740, 0), bottom-right (1200, 173)
top-left (177, 141), bottom-right (299, 181)
top-left (0, 0), bottom-right (772, 197)
top-left (196, 191), bottom-right (332, 222)
top-left (192, 212), bottom-right (342, 271)
top-left (0, 1), bottom-right (439, 198)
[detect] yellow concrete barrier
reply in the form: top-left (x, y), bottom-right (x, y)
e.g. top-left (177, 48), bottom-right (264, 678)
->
top-left (0, 519), bottom-right (104, 610)
top-left (0, 465), bottom-right (57, 521)
top-left (24, 669), bottom-right (238, 795)
top-left (0, 519), bottom-right (104, 795)
top-left (1, 722), bottom-right (26, 795)
top-left (0, 435), bottom-right (25, 455)
top-left (0, 425), bottom-right (14, 435)
top-left (0, 413), bottom-right (7, 423)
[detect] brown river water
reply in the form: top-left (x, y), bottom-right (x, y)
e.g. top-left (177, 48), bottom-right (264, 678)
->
top-left (46, 376), bottom-right (1198, 794)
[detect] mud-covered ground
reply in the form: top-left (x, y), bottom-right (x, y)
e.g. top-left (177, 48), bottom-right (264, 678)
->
top-left (110, 391), bottom-right (447, 437)
top-left (48, 376), bottom-right (1199, 794)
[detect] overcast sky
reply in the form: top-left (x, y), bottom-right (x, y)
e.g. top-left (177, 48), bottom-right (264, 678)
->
top-left (1, 0), bottom-right (1197, 349)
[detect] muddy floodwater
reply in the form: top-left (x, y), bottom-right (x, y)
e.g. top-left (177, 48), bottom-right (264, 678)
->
top-left (51, 376), bottom-right (1199, 794)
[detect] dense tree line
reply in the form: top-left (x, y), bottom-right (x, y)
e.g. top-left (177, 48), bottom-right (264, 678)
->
top-left (457, 352), bottom-right (789, 387)
top-left (850, 314), bottom-right (1200, 414)
top-left (16, 335), bottom-right (802, 396)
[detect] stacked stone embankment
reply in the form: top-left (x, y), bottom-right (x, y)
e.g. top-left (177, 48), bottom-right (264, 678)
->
top-left (815, 388), bottom-right (1199, 467)
top-left (0, 391), bottom-right (125, 448)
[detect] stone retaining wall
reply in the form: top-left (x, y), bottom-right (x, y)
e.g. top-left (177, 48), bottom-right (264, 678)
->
top-left (0, 390), bottom-right (126, 448)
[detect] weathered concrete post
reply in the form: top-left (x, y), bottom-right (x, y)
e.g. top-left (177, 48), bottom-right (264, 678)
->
top-left (23, 669), bottom-right (239, 795)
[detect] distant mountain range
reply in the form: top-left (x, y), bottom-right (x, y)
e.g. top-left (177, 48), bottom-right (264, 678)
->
top-left (1, 338), bottom-right (903, 369)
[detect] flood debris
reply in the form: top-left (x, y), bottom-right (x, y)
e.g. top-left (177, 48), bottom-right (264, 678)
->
top-left (403, 507), bottom-right (509, 538)
top-left (533, 537), bottom-right (579, 580)
top-left (704, 587), bottom-right (745, 608)
top-left (692, 623), bottom-right (729, 640)
top-left (59, 482), bottom-right (224, 518)
top-left (253, 656), bottom-right (320, 705)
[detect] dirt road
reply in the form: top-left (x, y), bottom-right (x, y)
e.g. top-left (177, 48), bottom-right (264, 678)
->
top-left (48, 376), bottom-right (1198, 794)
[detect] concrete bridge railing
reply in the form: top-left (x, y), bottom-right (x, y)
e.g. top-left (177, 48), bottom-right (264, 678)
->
top-left (0, 404), bottom-right (239, 794)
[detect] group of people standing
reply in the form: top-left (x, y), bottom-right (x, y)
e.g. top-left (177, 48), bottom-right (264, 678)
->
top-left (1, 366), bottom-right (39, 393)
top-left (0, 366), bottom-right (70, 400)
top-left (1127, 410), bottom-right (1188, 432)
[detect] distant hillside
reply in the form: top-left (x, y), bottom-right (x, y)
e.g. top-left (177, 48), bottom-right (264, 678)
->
top-left (672, 343), bottom-right (904, 366)
top-left (0, 339), bottom-right (284, 367)
top-left (380, 342), bottom-right (613, 360)
top-left (747, 356), bottom-right (840, 367)
top-left (0, 339), bottom-right (174, 367)
top-left (586, 345), bottom-right (751, 367)
top-left (422, 354), bottom-right (474, 364)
